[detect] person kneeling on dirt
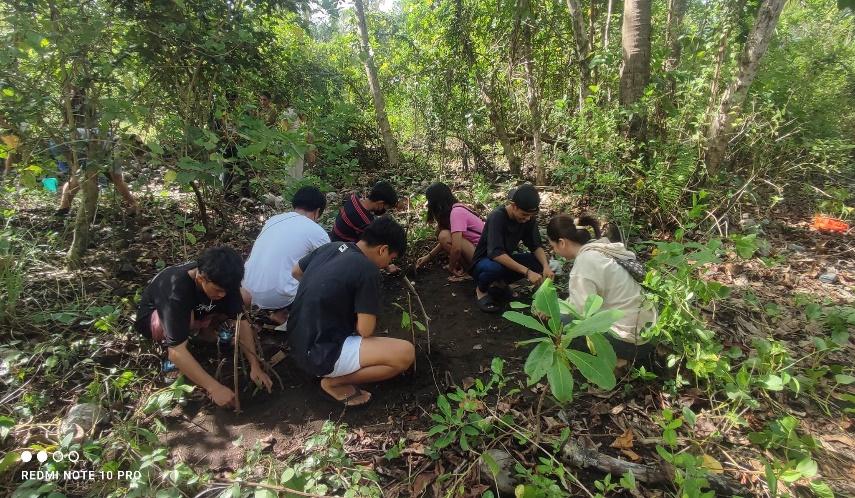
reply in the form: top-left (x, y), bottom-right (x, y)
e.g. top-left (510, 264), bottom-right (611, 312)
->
top-left (287, 216), bottom-right (415, 407)
top-left (546, 214), bottom-right (658, 366)
top-left (135, 246), bottom-right (273, 407)
top-left (415, 182), bottom-right (484, 281)
top-left (330, 181), bottom-right (399, 243)
top-left (470, 184), bottom-right (553, 313)
top-left (243, 186), bottom-right (330, 326)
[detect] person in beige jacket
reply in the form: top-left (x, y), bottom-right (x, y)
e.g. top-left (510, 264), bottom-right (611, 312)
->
top-left (546, 214), bottom-right (657, 365)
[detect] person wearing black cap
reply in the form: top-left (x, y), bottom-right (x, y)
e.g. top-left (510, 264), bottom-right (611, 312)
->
top-left (470, 185), bottom-right (554, 313)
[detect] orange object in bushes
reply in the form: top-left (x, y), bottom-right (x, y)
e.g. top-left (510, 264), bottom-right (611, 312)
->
top-left (812, 215), bottom-right (850, 233)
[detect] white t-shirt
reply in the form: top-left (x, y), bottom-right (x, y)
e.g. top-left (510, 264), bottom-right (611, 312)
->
top-left (243, 212), bottom-right (330, 310)
top-left (566, 243), bottom-right (657, 344)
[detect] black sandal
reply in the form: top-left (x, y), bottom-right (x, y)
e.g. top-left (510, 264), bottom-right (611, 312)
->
top-left (477, 295), bottom-right (503, 314)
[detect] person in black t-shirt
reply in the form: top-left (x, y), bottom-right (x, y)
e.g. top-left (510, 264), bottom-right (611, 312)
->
top-left (470, 185), bottom-right (554, 313)
top-left (135, 246), bottom-right (273, 407)
top-left (287, 217), bottom-right (415, 407)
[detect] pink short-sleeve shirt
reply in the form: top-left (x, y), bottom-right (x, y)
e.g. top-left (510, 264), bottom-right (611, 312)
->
top-left (449, 204), bottom-right (485, 245)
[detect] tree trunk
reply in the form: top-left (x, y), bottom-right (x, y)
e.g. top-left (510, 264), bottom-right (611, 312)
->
top-left (520, 0), bottom-right (544, 183)
top-left (603, 0), bottom-right (614, 102)
top-left (566, 0), bottom-right (591, 109)
top-left (706, 0), bottom-right (747, 117)
top-left (454, 0), bottom-right (520, 175)
top-left (67, 168), bottom-right (99, 269)
top-left (67, 86), bottom-right (100, 269)
top-left (619, 0), bottom-right (652, 138)
top-left (705, 0), bottom-right (786, 176)
top-left (353, 0), bottom-right (400, 168)
top-left (663, 0), bottom-right (688, 96)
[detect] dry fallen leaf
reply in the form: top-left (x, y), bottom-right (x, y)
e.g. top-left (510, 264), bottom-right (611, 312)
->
top-left (462, 377), bottom-right (475, 389)
top-left (610, 404), bottom-right (625, 415)
top-left (412, 472), bottom-right (436, 496)
top-left (610, 428), bottom-right (635, 450)
top-left (621, 449), bottom-right (641, 461)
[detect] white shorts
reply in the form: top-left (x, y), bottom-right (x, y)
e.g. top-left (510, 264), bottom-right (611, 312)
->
top-left (324, 335), bottom-right (363, 378)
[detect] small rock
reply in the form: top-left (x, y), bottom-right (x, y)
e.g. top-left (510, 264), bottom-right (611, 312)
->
top-left (116, 262), bottom-right (138, 280)
top-left (788, 243), bottom-right (806, 253)
top-left (472, 344), bottom-right (482, 350)
top-left (60, 403), bottom-right (102, 443)
top-left (479, 449), bottom-right (516, 494)
top-left (819, 269), bottom-right (838, 284)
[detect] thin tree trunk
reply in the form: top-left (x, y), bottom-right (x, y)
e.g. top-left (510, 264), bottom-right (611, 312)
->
top-left (707, 0), bottom-right (747, 117)
top-left (520, 0), bottom-right (544, 183)
top-left (353, 0), bottom-right (400, 168)
top-left (455, 0), bottom-right (520, 174)
top-left (663, 0), bottom-right (688, 97)
top-left (619, 0), bottom-right (652, 139)
top-left (603, 0), bottom-right (614, 102)
top-left (566, 0), bottom-right (591, 109)
top-left (67, 87), bottom-right (100, 269)
top-left (705, 0), bottom-right (786, 176)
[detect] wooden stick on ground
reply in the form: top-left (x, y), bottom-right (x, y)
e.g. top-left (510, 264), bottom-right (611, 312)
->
top-left (561, 438), bottom-right (749, 496)
top-left (233, 313), bottom-right (242, 414)
top-left (402, 276), bottom-right (431, 355)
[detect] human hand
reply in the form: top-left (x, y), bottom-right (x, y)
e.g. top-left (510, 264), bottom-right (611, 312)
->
top-left (250, 366), bottom-right (273, 393)
top-left (415, 255), bottom-right (429, 269)
top-left (542, 266), bottom-right (555, 280)
top-left (526, 269), bottom-right (543, 285)
top-left (387, 263), bottom-right (400, 274)
top-left (209, 384), bottom-right (236, 407)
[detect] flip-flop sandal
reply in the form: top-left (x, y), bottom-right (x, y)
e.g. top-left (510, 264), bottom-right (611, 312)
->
top-left (477, 295), bottom-right (503, 314)
top-left (322, 387), bottom-right (372, 408)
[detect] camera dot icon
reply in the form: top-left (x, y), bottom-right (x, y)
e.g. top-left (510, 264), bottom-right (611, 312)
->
top-left (67, 451), bottom-right (80, 463)
top-left (52, 450), bottom-right (64, 462)
top-left (20, 451), bottom-right (32, 463)
top-left (36, 451), bottom-right (48, 463)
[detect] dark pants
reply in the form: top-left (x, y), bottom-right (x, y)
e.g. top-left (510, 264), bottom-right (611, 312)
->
top-left (471, 253), bottom-right (543, 293)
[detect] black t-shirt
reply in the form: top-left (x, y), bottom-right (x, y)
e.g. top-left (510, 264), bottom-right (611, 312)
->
top-left (331, 193), bottom-right (374, 242)
top-left (134, 262), bottom-right (243, 347)
top-left (472, 206), bottom-right (542, 264)
top-left (286, 242), bottom-right (381, 376)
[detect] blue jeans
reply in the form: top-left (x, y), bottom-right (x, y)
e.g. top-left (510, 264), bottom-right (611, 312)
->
top-left (472, 253), bottom-right (543, 293)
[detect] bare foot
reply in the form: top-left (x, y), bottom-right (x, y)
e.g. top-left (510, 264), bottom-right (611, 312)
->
top-left (320, 378), bottom-right (371, 406)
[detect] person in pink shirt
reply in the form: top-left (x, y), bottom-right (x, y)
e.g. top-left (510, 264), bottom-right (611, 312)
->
top-left (415, 182), bottom-right (485, 280)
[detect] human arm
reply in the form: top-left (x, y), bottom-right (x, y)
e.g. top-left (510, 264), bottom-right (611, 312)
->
top-left (534, 247), bottom-right (554, 279)
top-left (416, 242), bottom-right (443, 268)
top-left (292, 263), bottom-right (303, 281)
top-left (168, 341), bottom-right (234, 407)
top-left (355, 313), bottom-right (377, 338)
top-left (493, 253), bottom-right (542, 284)
top-left (236, 319), bottom-right (272, 392)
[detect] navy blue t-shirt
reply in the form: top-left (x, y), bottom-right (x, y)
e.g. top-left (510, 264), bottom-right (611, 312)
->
top-left (286, 242), bottom-right (381, 376)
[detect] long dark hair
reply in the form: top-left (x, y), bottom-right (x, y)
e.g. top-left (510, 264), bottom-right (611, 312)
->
top-left (546, 214), bottom-right (602, 244)
top-left (425, 182), bottom-right (458, 230)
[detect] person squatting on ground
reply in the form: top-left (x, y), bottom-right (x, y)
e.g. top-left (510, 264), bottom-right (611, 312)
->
top-left (330, 181), bottom-right (399, 243)
top-left (242, 186), bottom-right (330, 326)
top-left (470, 184), bottom-right (554, 313)
top-left (546, 214), bottom-right (658, 367)
top-left (286, 216), bottom-right (415, 407)
top-left (134, 246), bottom-right (273, 407)
top-left (415, 182), bottom-right (485, 282)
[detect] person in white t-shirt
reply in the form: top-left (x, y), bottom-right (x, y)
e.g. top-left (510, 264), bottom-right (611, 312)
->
top-left (546, 213), bottom-right (657, 365)
top-left (243, 186), bottom-right (330, 325)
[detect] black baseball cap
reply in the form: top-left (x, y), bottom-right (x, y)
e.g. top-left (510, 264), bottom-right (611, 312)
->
top-left (509, 184), bottom-right (540, 213)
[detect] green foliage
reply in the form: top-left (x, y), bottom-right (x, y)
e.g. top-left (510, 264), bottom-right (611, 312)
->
top-left (504, 280), bottom-right (619, 403)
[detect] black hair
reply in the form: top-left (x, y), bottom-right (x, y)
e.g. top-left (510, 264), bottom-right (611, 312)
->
top-left (197, 246), bottom-right (244, 291)
top-left (260, 91), bottom-right (272, 100)
top-left (425, 182), bottom-right (458, 230)
top-left (291, 186), bottom-right (327, 214)
top-left (368, 181), bottom-right (398, 208)
top-left (546, 214), bottom-right (602, 245)
top-left (360, 216), bottom-right (407, 258)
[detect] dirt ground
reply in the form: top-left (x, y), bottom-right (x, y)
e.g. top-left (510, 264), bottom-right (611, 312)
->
top-left (163, 268), bottom-right (534, 470)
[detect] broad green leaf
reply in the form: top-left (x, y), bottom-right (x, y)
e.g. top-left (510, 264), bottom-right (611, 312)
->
top-left (0, 415), bottom-right (14, 441)
top-left (437, 395), bottom-right (451, 417)
top-left (509, 301), bottom-right (528, 309)
top-left (533, 279), bottom-right (561, 331)
top-left (584, 294), bottom-right (604, 315)
top-left (566, 349), bottom-right (616, 390)
top-left (546, 357), bottom-right (574, 403)
top-left (810, 481), bottom-right (834, 498)
top-left (834, 374), bottom-right (855, 385)
top-left (585, 333), bottom-right (617, 369)
top-left (563, 309), bottom-right (623, 341)
top-left (503, 311), bottom-right (550, 335)
top-left (762, 375), bottom-right (784, 391)
top-left (524, 341), bottom-right (555, 385)
top-left (795, 458), bottom-right (817, 478)
top-left (481, 451), bottom-right (499, 478)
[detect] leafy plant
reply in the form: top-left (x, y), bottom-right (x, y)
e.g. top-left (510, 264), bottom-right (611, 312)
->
top-left (503, 279), bottom-right (620, 403)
